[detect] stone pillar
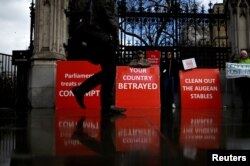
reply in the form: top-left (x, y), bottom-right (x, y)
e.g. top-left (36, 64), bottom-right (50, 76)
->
top-left (29, 0), bottom-right (68, 108)
top-left (225, 0), bottom-right (250, 57)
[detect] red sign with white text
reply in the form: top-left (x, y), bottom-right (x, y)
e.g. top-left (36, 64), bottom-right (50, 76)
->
top-left (146, 50), bottom-right (161, 65)
top-left (179, 69), bottom-right (222, 109)
top-left (115, 66), bottom-right (160, 108)
top-left (56, 61), bottom-right (101, 110)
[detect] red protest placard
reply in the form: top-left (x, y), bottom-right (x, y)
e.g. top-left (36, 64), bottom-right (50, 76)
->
top-left (56, 61), bottom-right (101, 110)
top-left (179, 69), bottom-right (222, 109)
top-left (146, 50), bottom-right (161, 65)
top-left (115, 66), bottom-right (160, 108)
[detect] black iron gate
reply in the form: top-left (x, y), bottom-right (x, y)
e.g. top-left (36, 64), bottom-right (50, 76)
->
top-left (116, 0), bottom-right (230, 69)
top-left (0, 53), bottom-right (17, 108)
top-left (0, 51), bottom-right (31, 109)
top-left (66, 0), bottom-right (230, 69)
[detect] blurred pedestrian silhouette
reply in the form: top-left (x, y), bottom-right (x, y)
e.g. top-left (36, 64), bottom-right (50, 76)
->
top-left (67, 0), bottom-right (126, 115)
top-left (160, 51), bottom-right (179, 109)
top-left (238, 50), bottom-right (250, 123)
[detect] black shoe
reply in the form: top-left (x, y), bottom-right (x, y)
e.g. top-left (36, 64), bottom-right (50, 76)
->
top-left (109, 113), bottom-right (127, 122)
top-left (101, 105), bottom-right (126, 115)
top-left (110, 105), bottom-right (126, 113)
top-left (72, 87), bottom-right (86, 109)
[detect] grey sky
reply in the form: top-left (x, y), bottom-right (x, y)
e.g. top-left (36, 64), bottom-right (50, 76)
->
top-left (0, 0), bottom-right (223, 55)
top-left (0, 0), bottom-right (30, 55)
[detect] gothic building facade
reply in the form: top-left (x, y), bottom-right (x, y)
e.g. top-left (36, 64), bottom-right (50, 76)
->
top-left (225, 0), bottom-right (250, 57)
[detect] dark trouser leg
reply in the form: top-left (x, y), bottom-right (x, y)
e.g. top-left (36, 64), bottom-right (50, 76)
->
top-left (238, 78), bottom-right (250, 122)
top-left (100, 52), bottom-right (116, 109)
top-left (165, 77), bottom-right (172, 106)
top-left (160, 76), bottom-right (167, 107)
top-left (72, 70), bottom-right (102, 109)
top-left (170, 77), bottom-right (175, 104)
top-left (78, 71), bottom-right (102, 94)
